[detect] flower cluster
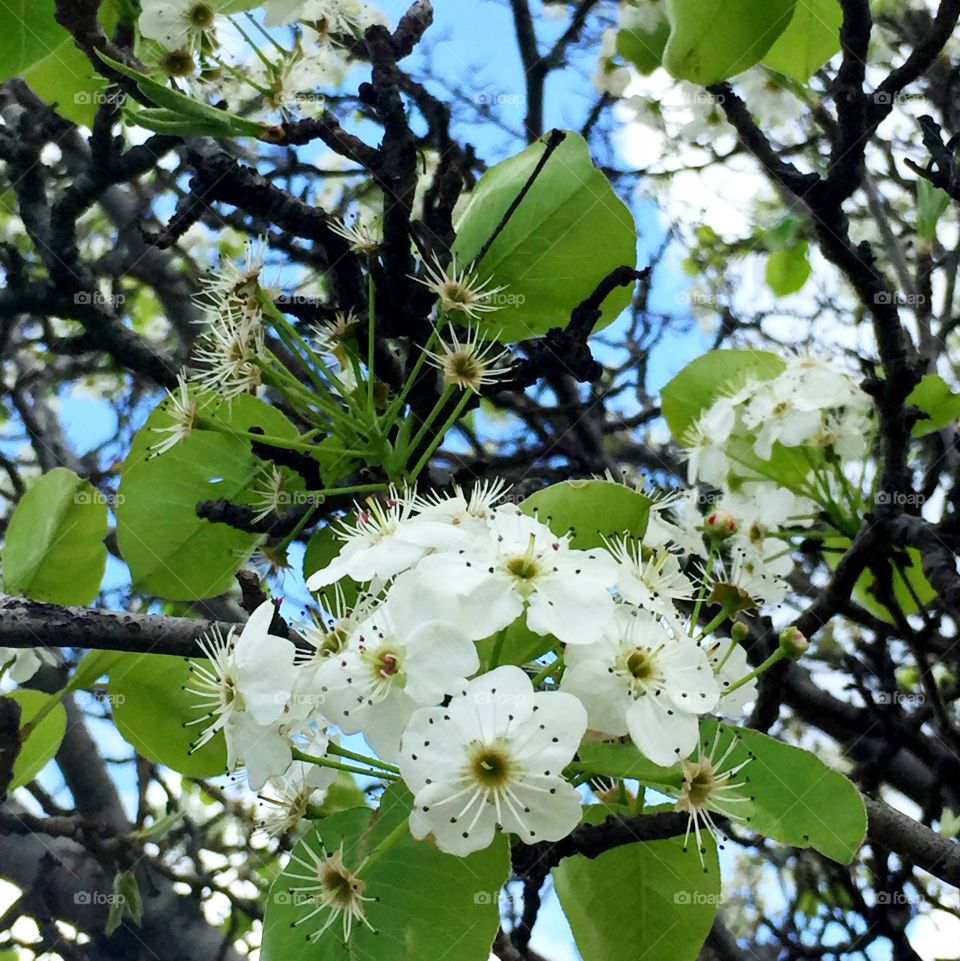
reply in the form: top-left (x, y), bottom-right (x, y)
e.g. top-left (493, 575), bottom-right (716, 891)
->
top-left (683, 356), bottom-right (873, 490)
top-left (136, 0), bottom-right (379, 119)
top-left (187, 479), bottom-right (778, 879)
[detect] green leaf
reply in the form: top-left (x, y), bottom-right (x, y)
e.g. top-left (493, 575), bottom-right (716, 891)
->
top-left (663, 0), bottom-right (797, 85)
top-left (0, 0), bottom-right (71, 81)
top-left (97, 52), bottom-right (268, 138)
top-left (475, 614), bottom-right (556, 668)
top-left (520, 479), bottom-right (651, 549)
top-left (762, 0), bottom-right (843, 81)
top-left (917, 178), bottom-right (951, 242)
top-left (109, 652), bottom-right (228, 778)
top-left (699, 721), bottom-right (866, 863)
top-left (660, 349), bottom-right (785, 440)
top-left (4, 690), bottom-right (67, 790)
top-left (616, 18), bottom-right (672, 75)
top-left (578, 722), bottom-right (867, 865)
top-left (116, 393), bottom-right (296, 600)
top-left (765, 242), bottom-right (811, 296)
top-left (855, 548), bottom-right (936, 623)
top-left (452, 131), bottom-right (637, 342)
top-left (20, 2), bottom-right (120, 126)
top-left (574, 739), bottom-right (681, 791)
top-left (262, 785), bottom-right (509, 961)
top-left (2, 467), bottom-right (107, 605)
top-left (907, 374), bottom-right (960, 436)
top-left (553, 803), bottom-right (720, 961)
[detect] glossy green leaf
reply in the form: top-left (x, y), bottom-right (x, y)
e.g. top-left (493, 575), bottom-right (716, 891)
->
top-left (0, 0), bottom-right (70, 81)
top-left (2, 467), bottom-right (107, 605)
top-left (577, 722), bottom-right (866, 864)
top-left (575, 739), bottom-right (681, 791)
top-left (765, 242), bottom-right (811, 296)
top-left (20, 2), bottom-right (120, 126)
top-left (476, 614), bottom-right (556, 668)
top-left (660, 349), bottom-right (785, 440)
top-left (262, 785), bottom-right (509, 961)
top-left (663, 0), bottom-right (797, 85)
top-left (908, 374), bottom-right (960, 436)
top-left (116, 393), bottom-right (296, 600)
top-left (520, 479), bottom-right (651, 549)
top-left (109, 651), bottom-right (228, 777)
top-left (917, 178), bottom-right (951, 242)
top-left (617, 18), bottom-right (672, 75)
top-left (452, 131), bottom-right (637, 342)
top-left (5, 690), bottom-right (68, 790)
top-left (762, 0), bottom-right (842, 81)
top-left (554, 803), bottom-right (719, 961)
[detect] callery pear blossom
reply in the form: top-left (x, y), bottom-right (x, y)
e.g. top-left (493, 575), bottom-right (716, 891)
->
top-left (287, 839), bottom-right (375, 941)
top-left (309, 572), bottom-right (481, 759)
top-left (560, 606), bottom-right (720, 766)
top-left (185, 600), bottom-right (298, 787)
top-left (671, 727), bottom-right (754, 865)
top-left (414, 510), bottom-right (619, 646)
top-left (400, 666), bottom-right (587, 856)
top-left (139, 0), bottom-right (223, 51)
top-left (258, 735), bottom-right (338, 838)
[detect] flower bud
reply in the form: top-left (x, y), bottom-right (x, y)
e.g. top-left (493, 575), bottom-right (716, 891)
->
top-left (704, 509), bottom-right (738, 540)
top-left (731, 621), bottom-right (749, 644)
top-left (779, 626), bottom-right (809, 659)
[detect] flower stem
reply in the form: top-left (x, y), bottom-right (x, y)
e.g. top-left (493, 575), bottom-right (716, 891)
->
top-left (291, 747), bottom-right (398, 781)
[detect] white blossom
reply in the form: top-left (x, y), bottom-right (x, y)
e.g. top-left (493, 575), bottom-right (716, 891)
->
top-left (399, 666), bottom-right (587, 855)
top-left (308, 572), bottom-right (482, 759)
top-left (413, 510), bottom-right (618, 646)
top-left (185, 601), bottom-right (298, 787)
top-left (560, 605), bottom-right (720, 766)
